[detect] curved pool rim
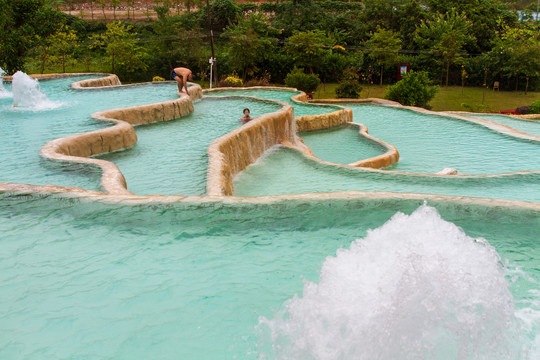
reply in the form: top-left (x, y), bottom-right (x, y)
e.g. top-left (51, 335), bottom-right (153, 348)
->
top-left (0, 73), bottom-right (538, 210)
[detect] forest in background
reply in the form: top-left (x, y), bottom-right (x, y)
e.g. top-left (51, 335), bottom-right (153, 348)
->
top-left (1, 0), bottom-right (540, 93)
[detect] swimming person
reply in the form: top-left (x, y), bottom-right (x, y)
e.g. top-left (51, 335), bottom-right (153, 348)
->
top-left (171, 67), bottom-right (193, 95)
top-left (239, 108), bottom-right (253, 124)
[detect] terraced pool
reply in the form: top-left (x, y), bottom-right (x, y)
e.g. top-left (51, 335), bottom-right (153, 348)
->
top-left (1, 75), bottom-right (539, 359)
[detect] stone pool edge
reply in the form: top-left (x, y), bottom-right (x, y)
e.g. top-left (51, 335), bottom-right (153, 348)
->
top-left (1, 76), bottom-right (539, 211)
top-left (1, 183), bottom-right (539, 214)
top-left (206, 97), bottom-right (308, 196)
top-left (204, 87), bottom-right (401, 170)
top-left (39, 76), bottom-right (203, 195)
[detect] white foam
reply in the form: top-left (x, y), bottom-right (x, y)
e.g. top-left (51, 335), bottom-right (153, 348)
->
top-left (257, 205), bottom-right (531, 359)
top-left (0, 67), bottom-right (12, 99)
top-left (11, 71), bottom-right (63, 110)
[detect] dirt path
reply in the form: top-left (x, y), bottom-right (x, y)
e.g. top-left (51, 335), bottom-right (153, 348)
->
top-left (62, 1), bottom-right (189, 22)
top-left (61, 0), bottom-right (267, 22)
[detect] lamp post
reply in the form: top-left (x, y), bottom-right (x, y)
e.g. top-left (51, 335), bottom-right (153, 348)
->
top-left (206, 0), bottom-right (217, 88)
top-left (482, 68), bottom-right (487, 104)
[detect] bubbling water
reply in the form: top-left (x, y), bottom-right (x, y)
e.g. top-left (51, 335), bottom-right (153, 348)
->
top-left (0, 67), bottom-right (11, 98)
top-left (257, 205), bottom-right (527, 360)
top-left (11, 71), bottom-right (62, 110)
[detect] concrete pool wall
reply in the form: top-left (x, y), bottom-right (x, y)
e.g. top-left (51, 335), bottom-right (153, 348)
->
top-left (1, 73), bottom-right (540, 212)
top-left (206, 101), bottom-right (304, 196)
top-left (41, 78), bottom-right (203, 195)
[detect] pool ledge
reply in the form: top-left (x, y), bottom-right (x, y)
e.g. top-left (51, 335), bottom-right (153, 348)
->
top-left (206, 96), bottom-right (307, 196)
top-left (39, 76), bottom-right (203, 195)
top-left (204, 87), bottom-right (400, 170)
top-left (2, 183), bottom-right (540, 214)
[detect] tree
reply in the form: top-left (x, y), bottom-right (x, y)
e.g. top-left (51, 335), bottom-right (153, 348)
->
top-left (285, 30), bottom-right (331, 73)
top-left (272, 0), bottom-right (328, 34)
top-left (396, 0), bottom-right (426, 50)
top-left (285, 67), bottom-right (321, 94)
top-left (489, 23), bottom-right (540, 91)
top-left (366, 27), bottom-right (401, 86)
top-left (96, 0), bottom-right (107, 20)
top-left (385, 70), bottom-right (438, 108)
top-left (0, 0), bottom-right (73, 73)
top-left (415, 10), bottom-right (473, 86)
top-left (126, 0), bottom-right (135, 19)
top-left (182, 0), bottom-right (200, 13)
top-left (360, 0), bottom-right (408, 33)
top-left (335, 68), bottom-right (363, 98)
top-left (90, 22), bottom-right (148, 80)
top-left (201, 0), bottom-right (239, 31)
top-left (423, 0), bottom-right (516, 53)
top-left (110, 0), bottom-right (120, 20)
top-left (222, 12), bottom-right (278, 80)
top-left (47, 24), bottom-right (78, 73)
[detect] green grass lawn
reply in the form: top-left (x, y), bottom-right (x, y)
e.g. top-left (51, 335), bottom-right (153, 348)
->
top-left (313, 83), bottom-right (540, 113)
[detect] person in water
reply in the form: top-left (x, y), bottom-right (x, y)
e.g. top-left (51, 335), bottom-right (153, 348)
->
top-left (239, 108), bottom-right (253, 123)
top-left (171, 67), bottom-right (193, 95)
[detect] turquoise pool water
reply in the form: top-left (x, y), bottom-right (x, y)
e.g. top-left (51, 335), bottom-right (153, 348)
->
top-left (205, 88), bottom-right (341, 117)
top-left (97, 97), bottom-right (283, 195)
top-left (233, 146), bottom-right (540, 202)
top-left (299, 124), bottom-right (387, 165)
top-left (346, 104), bottom-right (540, 175)
top-left (0, 77), bottom-right (180, 191)
top-left (1, 76), bottom-right (540, 359)
top-left (461, 113), bottom-right (540, 137)
top-left (0, 195), bottom-right (538, 359)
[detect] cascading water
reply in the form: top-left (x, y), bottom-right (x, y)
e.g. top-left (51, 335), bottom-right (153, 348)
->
top-left (0, 67), bottom-right (11, 98)
top-left (257, 205), bottom-right (533, 360)
top-left (11, 71), bottom-right (62, 110)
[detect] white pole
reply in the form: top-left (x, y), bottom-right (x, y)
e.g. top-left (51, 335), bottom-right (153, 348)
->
top-left (209, 57), bottom-right (213, 89)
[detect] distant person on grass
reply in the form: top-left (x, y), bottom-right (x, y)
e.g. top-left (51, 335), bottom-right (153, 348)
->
top-left (171, 67), bottom-right (193, 95)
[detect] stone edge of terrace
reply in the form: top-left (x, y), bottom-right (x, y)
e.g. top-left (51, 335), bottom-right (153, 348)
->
top-left (1, 183), bottom-right (540, 214)
top-left (0, 75), bottom-right (539, 210)
top-left (204, 87), bottom-right (401, 170)
top-left (40, 75), bottom-right (203, 195)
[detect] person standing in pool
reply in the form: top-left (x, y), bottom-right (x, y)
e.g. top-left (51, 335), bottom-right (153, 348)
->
top-left (239, 108), bottom-right (253, 123)
top-left (171, 67), bottom-right (193, 95)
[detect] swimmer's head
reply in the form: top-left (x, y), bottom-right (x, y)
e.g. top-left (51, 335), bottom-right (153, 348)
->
top-left (243, 108), bottom-right (250, 115)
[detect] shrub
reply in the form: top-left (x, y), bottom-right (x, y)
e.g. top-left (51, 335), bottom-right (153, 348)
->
top-left (515, 106), bottom-right (530, 115)
top-left (529, 100), bottom-right (540, 114)
top-left (284, 67), bottom-right (321, 94)
top-left (335, 68), bottom-right (363, 98)
top-left (219, 74), bottom-right (243, 87)
top-left (384, 71), bottom-right (438, 108)
top-left (152, 76), bottom-right (165, 82)
top-left (245, 71), bottom-right (271, 87)
top-left (460, 103), bottom-right (473, 112)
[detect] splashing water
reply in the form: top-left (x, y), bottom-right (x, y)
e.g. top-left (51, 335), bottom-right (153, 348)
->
top-left (257, 205), bottom-right (530, 360)
top-left (11, 71), bottom-right (62, 110)
top-left (0, 67), bottom-right (11, 98)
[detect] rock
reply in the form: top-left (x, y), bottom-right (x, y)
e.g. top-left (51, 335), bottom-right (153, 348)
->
top-left (436, 168), bottom-right (458, 175)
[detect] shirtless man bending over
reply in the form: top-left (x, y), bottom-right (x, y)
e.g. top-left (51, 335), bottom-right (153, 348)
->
top-left (171, 67), bottom-right (193, 95)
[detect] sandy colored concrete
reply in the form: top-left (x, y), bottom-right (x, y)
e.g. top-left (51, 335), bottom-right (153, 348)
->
top-left (2, 77), bottom-right (540, 213)
top-left (512, 114), bottom-right (540, 120)
top-left (39, 74), bottom-right (203, 194)
top-left (207, 102), bottom-right (308, 196)
top-left (296, 108), bottom-right (352, 131)
top-left (347, 123), bottom-right (400, 168)
top-left (2, 73), bottom-right (110, 82)
top-left (2, 183), bottom-right (540, 215)
top-left (204, 87), bottom-right (398, 169)
top-left (72, 74), bottom-right (121, 88)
